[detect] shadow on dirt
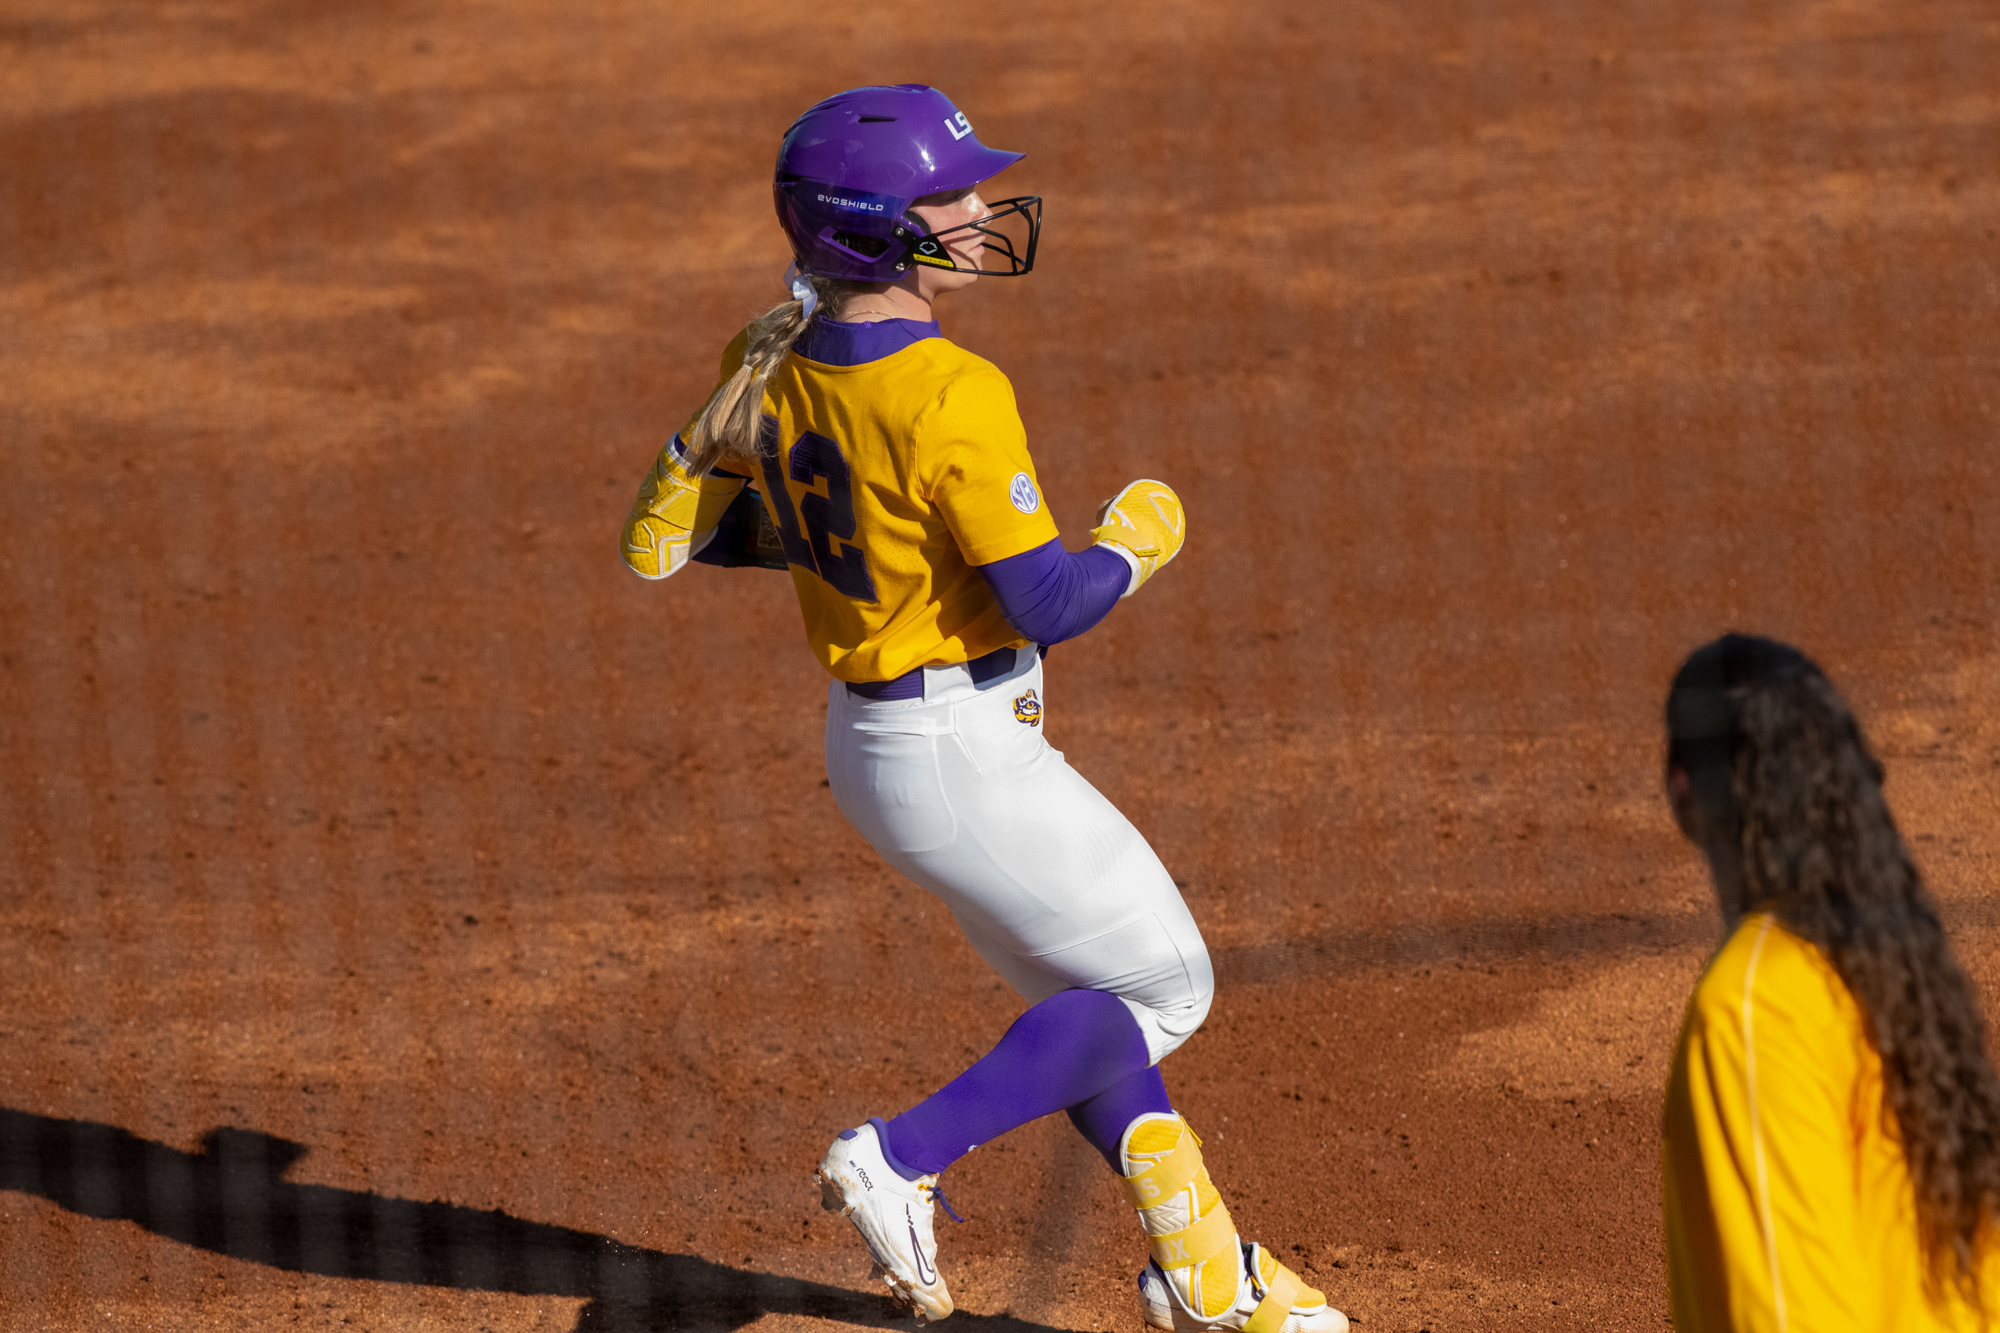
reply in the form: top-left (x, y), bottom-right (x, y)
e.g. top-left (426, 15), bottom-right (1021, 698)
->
top-left (0, 1107), bottom-right (1076, 1333)
top-left (1211, 895), bottom-right (2000, 985)
top-left (1211, 906), bottom-right (1717, 985)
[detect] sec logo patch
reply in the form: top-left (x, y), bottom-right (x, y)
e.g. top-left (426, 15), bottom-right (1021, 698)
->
top-left (1009, 472), bottom-right (1040, 514)
top-left (1013, 687), bottom-right (1042, 726)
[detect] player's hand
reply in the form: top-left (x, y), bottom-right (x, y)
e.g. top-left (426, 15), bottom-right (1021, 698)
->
top-left (621, 441), bottom-right (745, 579)
top-left (621, 450), bottom-right (705, 578)
top-left (1089, 478), bottom-right (1185, 597)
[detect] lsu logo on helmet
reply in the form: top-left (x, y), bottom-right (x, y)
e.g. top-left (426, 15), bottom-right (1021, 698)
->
top-left (1012, 688), bottom-right (1042, 726)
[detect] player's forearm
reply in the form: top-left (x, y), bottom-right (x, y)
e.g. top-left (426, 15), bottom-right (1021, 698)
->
top-left (691, 474), bottom-right (789, 570)
top-left (976, 538), bottom-right (1130, 646)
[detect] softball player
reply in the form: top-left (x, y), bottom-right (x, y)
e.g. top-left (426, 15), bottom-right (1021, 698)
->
top-left (622, 85), bottom-right (1345, 1333)
top-left (1661, 634), bottom-right (2000, 1330)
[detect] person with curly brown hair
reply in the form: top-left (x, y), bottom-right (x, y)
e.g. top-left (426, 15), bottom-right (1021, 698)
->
top-left (1662, 633), bottom-right (2000, 1331)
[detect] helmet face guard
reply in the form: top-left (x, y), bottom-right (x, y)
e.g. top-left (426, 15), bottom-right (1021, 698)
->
top-left (773, 85), bottom-right (1038, 284)
top-left (904, 196), bottom-right (1041, 277)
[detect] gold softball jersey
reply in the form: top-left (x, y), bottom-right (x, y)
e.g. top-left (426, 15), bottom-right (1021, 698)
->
top-left (1662, 911), bottom-right (1994, 1332)
top-left (660, 327), bottom-right (1060, 684)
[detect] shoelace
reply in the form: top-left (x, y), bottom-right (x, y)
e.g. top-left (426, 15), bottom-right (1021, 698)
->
top-left (928, 1181), bottom-right (966, 1223)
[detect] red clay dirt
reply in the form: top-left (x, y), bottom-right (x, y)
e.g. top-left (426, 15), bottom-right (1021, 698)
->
top-left (3, 2), bottom-right (1998, 1330)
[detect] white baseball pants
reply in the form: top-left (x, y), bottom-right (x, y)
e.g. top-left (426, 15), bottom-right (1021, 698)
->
top-left (825, 648), bottom-right (1214, 1064)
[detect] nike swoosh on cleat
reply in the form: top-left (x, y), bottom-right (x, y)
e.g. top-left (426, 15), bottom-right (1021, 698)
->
top-left (909, 1218), bottom-right (938, 1285)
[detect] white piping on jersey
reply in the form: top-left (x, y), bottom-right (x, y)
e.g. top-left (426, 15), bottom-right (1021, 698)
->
top-left (1741, 914), bottom-right (1787, 1332)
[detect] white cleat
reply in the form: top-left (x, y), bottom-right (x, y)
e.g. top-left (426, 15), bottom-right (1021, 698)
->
top-left (1138, 1242), bottom-right (1349, 1333)
top-left (814, 1120), bottom-right (954, 1322)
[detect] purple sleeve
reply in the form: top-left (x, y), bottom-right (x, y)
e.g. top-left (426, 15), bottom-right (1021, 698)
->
top-left (976, 539), bottom-right (1130, 647)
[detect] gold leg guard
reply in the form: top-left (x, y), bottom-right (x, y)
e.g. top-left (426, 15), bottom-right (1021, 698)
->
top-left (1120, 1114), bottom-right (1242, 1319)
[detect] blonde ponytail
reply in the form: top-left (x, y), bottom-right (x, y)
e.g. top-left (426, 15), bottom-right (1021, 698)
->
top-left (682, 274), bottom-right (847, 476)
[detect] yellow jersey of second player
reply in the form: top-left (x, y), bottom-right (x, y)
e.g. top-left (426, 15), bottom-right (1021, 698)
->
top-left (682, 323), bottom-right (1059, 684)
top-left (1662, 911), bottom-right (1995, 1332)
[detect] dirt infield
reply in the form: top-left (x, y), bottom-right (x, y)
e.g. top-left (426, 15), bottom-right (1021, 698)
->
top-left (3, 2), bottom-right (1997, 1329)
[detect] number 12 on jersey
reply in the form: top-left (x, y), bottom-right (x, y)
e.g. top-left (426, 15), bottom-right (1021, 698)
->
top-left (756, 419), bottom-right (879, 603)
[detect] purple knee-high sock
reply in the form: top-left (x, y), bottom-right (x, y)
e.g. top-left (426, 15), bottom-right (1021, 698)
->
top-left (1067, 1063), bottom-right (1175, 1170)
top-left (881, 988), bottom-right (1173, 1178)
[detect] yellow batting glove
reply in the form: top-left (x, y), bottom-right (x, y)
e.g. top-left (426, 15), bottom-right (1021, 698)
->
top-left (1089, 478), bottom-right (1186, 597)
top-left (621, 441), bottom-right (744, 579)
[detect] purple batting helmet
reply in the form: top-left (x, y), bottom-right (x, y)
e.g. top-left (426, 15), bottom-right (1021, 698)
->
top-left (774, 84), bottom-right (1040, 283)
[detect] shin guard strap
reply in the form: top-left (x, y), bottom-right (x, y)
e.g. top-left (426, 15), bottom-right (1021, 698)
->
top-left (1242, 1265), bottom-right (1305, 1333)
top-left (1121, 1126), bottom-right (1203, 1209)
top-left (1147, 1205), bottom-right (1235, 1271)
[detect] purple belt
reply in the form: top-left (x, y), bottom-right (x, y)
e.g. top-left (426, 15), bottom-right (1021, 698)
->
top-left (846, 645), bottom-right (1020, 701)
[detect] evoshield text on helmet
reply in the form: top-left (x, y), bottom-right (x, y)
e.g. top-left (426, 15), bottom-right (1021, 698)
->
top-left (774, 84), bottom-right (1041, 283)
